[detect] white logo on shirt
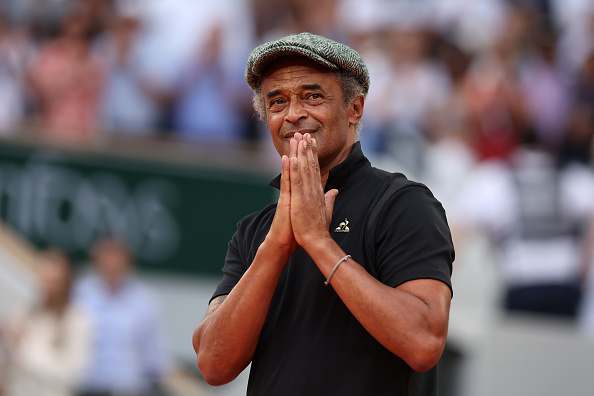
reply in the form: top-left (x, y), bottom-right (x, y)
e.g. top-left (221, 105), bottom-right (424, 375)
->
top-left (334, 218), bottom-right (350, 233)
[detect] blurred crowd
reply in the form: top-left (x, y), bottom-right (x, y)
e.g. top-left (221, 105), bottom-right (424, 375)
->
top-left (0, 239), bottom-right (170, 396)
top-left (0, 0), bottom-right (590, 156)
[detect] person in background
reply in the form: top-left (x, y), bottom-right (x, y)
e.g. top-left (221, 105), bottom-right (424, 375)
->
top-left (516, 28), bottom-right (571, 155)
top-left (74, 237), bottom-right (170, 396)
top-left (1, 249), bottom-right (92, 396)
top-left (459, 3), bottom-right (528, 163)
top-left (27, 10), bottom-right (102, 143)
top-left (382, 25), bottom-right (453, 175)
top-left (0, 15), bottom-right (34, 134)
top-left (171, 24), bottom-right (252, 145)
top-left (559, 49), bottom-right (594, 167)
top-left (94, 10), bottom-right (168, 137)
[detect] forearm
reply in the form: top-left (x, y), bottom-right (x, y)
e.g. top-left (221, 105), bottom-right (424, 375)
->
top-left (193, 240), bottom-right (291, 385)
top-left (304, 237), bottom-right (451, 372)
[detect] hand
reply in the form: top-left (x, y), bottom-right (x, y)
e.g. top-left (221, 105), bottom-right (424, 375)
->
top-left (289, 133), bottom-right (338, 249)
top-left (265, 153), bottom-right (299, 256)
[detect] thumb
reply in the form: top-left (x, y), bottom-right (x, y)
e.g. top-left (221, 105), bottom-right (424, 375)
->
top-left (325, 189), bottom-right (339, 217)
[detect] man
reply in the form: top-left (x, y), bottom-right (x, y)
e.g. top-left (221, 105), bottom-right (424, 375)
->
top-left (192, 33), bottom-right (454, 395)
top-left (74, 238), bottom-right (170, 396)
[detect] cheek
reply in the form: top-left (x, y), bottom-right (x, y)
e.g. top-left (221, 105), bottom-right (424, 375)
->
top-left (267, 125), bottom-right (288, 155)
top-left (270, 133), bottom-right (287, 152)
top-left (267, 113), bottom-right (283, 133)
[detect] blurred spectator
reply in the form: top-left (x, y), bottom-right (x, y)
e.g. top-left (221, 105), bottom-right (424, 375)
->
top-left (27, 10), bottom-right (103, 143)
top-left (559, 50), bottom-right (594, 166)
top-left (517, 28), bottom-right (571, 153)
top-left (171, 25), bottom-right (252, 144)
top-left (551, 0), bottom-right (594, 76)
top-left (349, 29), bottom-right (393, 158)
top-left (252, 0), bottom-right (297, 41)
top-left (289, 0), bottom-right (346, 42)
top-left (432, 0), bottom-right (508, 53)
top-left (421, 57), bottom-right (476, 223)
top-left (72, 0), bottom-right (114, 40)
top-left (253, 0), bottom-right (345, 43)
top-left (74, 238), bottom-right (170, 396)
top-left (430, 34), bottom-right (473, 140)
top-left (94, 11), bottom-right (167, 137)
top-left (382, 25), bottom-right (453, 174)
top-left (0, 16), bottom-right (35, 134)
top-left (460, 3), bottom-right (528, 162)
top-left (419, 34), bottom-right (475, 202)
top-left (1, 249), bottom-right (92, 396)
top-left (454, 136), bottom-right (594, 318)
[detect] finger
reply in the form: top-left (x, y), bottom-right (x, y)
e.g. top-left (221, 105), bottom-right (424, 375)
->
top-left (305, 135), bottom-right (320, 181)
top-left (290, 132), bottom-right (303, 159)
top-left (289, 155), bottom-right (302, 196)
top-left (303, 134), bottom-right (322, 194)
top-left (269, 155), bottom-right (298, 251)
top-left (289, 155), bottom-right (299, 179)
top-left (325, 189), bottom-right (339, 221)
top-left (290, 137), bottom-right (298, 160)
top-left (277, 155), bottom-right (291, 214)
top-left (297, 138), bottom-right (313, 194)
top-left (278, 155), bottom-right (291, 207)
top-left (311, 137), bottom-right (319, 167)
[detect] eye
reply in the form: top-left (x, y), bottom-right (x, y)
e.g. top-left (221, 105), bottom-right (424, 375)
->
top-left (268, 97), bottom-right (286, 111)
top-left (306, 93), bottom-right (324, 103)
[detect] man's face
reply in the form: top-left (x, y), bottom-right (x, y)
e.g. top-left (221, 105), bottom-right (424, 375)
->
top-left (260, 56), bottom-right (361, 171)
top-left (95, 244), bottom-right (130, 289)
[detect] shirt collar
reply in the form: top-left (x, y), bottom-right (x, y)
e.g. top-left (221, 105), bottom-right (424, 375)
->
top-left (269, 141), bottom-right (370, 192)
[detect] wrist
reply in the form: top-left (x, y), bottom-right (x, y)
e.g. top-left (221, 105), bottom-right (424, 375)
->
top-left (260, 237), bottom-right (296, 263)
top-left (300, 233), bottom-right (338, 260)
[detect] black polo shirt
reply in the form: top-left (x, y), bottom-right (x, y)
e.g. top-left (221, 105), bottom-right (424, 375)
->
top-left (212, 142), bottom-right (454, 396)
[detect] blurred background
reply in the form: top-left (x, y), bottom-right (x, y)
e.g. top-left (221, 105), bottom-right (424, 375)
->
top-left (0, 0), bottom-right (592, 395)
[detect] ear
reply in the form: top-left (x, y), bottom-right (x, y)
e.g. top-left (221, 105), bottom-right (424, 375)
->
top-left (348, 94), bottom-right (364, 127)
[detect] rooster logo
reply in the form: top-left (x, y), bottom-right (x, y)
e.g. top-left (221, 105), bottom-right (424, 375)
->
top-left (334, 218), bottom-right (350, 233)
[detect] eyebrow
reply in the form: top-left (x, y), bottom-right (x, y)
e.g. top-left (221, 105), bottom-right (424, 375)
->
top-left (300, 83), bottom-right (322, 91)
top-left (265, 84), bottom-right (324, 99)
top-left (266, 89), bottom-right (282, 99)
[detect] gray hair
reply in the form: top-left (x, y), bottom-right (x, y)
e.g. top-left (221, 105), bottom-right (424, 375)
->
top-left (252, 70), bottom-right (366, 139)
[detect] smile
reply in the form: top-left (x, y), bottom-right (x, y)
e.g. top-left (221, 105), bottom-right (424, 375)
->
top-left (283, 130), bottom-right (317, 139)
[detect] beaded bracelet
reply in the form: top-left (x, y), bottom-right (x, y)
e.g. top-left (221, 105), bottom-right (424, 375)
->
top-left (324, 255), bottom-right (351, 286)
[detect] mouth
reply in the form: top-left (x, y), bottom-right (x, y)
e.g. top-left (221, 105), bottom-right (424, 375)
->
top-left (283, 129), bottom-right (317, 139)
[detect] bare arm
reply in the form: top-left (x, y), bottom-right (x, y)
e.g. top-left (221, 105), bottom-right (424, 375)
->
top-left (289, 134), bottom-right (451, 372)
top-left (192, 155), bottom-right (297, 386)
top-left (304, 240), bottom-right (450, 372)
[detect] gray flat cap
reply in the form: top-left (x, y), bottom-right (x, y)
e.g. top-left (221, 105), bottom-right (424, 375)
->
top-left (245, 32), bottom-right (369, 95)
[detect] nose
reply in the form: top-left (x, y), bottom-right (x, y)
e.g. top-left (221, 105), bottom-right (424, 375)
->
top-left (285, 98), bottom-right (307, 124)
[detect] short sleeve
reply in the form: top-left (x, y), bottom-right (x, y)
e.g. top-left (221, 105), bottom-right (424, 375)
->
top-left (210, 220), bottom-right (249, 303)
top-left (373, 185), bottom-right (454, 294)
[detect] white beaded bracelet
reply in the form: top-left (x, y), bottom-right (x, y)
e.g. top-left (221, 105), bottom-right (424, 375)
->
top-left (324, 255), bottom-right (351, 286)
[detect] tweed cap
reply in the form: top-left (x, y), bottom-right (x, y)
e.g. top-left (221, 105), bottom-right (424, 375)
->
top-left (245, 32), bottom-right (369, 95)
